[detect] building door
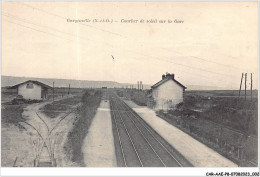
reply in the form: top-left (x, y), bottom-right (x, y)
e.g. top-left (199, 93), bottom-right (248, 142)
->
top-left (41, 88), bottom-right (47, 99)
top-left (41, 88), bottom-right (44, 99)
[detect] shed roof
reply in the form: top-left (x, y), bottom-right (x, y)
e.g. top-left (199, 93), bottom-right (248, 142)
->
top-left (151, 76), bottom-right (186, 89)
top-left (8, 80), bottom-right (52, 89)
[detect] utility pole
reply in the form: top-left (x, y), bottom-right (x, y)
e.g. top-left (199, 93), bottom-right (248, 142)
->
top-left (244, 73), bottom-right (247, 100)
top-left (239, 73), bottom-right (243, 97)
top-left (52, 82), bottom-right (55, 102)
top-left (251, 73), bottom-right (253, 101)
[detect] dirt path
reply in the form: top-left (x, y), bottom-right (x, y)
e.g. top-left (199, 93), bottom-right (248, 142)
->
top-left (82, 100), bottom-right (116, 167)
top-left (124, 100), bottom-right (238, 167)
top-left (20, 99), bottom-right (78, 167)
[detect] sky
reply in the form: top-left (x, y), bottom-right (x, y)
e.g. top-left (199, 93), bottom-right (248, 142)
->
top-left (2, 2), bottom-right (258, 89)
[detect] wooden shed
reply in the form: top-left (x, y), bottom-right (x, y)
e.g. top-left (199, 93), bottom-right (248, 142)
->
top-left (9, 80), bottom-right (52, 100)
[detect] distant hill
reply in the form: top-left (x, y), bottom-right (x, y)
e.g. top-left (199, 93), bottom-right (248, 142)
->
top-left (1, 75), bottom-right (234, 90)
top-left (1, 75), bottom-right (151, 89)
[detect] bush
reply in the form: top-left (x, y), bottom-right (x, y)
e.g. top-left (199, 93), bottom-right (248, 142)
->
top-left (64, 90), bottom-right (103, 166)
top-left (171, 95), bottom-right (257, 135)
top-left (40, 94), bottom-right (83, 118)
top-left (1, 104), bottom-right (26, 130)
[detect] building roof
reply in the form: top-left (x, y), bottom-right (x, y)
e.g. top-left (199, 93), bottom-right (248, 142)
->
top-left (8, 80), bottom-right (52, 89)
top-left (151, 76), bottom-right (186, 89)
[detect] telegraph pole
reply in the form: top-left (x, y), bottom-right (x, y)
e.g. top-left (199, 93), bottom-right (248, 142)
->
top-left (251, 73), bottom-right (253, 101)
top-left (239, 73), bottom-right (243, 97)
top-left (244, 73), bottom-right (247, 100)
top-left (53, 82), bottom-right (55, 102)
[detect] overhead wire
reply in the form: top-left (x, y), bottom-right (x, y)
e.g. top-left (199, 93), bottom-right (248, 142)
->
top-left (3, 19), bottom-right (73, 42)
top-left (2, 9), bottom-right (241, 85)
top-left (16, 1), bottom-right (125, 38)
top-left (2, 12), bottom-right (119, 52)
top-left (161, 47), bottom-right (241, 70)
top-left (13, 2), bottom-right (241, 71)
top-left (12, 2), bottom-right (246, 74)
top-left (9, 3), bottom-right (240, 78)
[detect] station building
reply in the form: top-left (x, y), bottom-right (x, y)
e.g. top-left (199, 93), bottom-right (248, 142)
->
top-left (148, 73), bottom-right (186, 111)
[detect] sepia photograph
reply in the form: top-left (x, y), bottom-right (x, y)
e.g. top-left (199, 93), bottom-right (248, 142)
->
top-left (1, 1), bottom-right (259, 176)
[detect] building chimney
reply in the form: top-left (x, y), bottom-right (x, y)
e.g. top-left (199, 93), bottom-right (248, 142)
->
top-left (171, 74), bottom-right (175, 79)
top-left (162, 74), bottom-right (166, 80)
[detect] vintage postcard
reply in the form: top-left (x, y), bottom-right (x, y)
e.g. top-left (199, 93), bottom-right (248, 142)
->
top-left (1, 1), bottom-right (258, 176)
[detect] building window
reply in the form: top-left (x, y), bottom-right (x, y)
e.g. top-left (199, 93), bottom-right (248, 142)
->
top-left (26, 83), bottom-right (34, 89)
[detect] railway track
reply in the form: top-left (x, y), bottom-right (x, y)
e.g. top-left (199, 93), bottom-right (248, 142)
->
top-left (20, 105), bottom-right (79, 166)
top-left (110, 91), bottom-right (192, 167)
